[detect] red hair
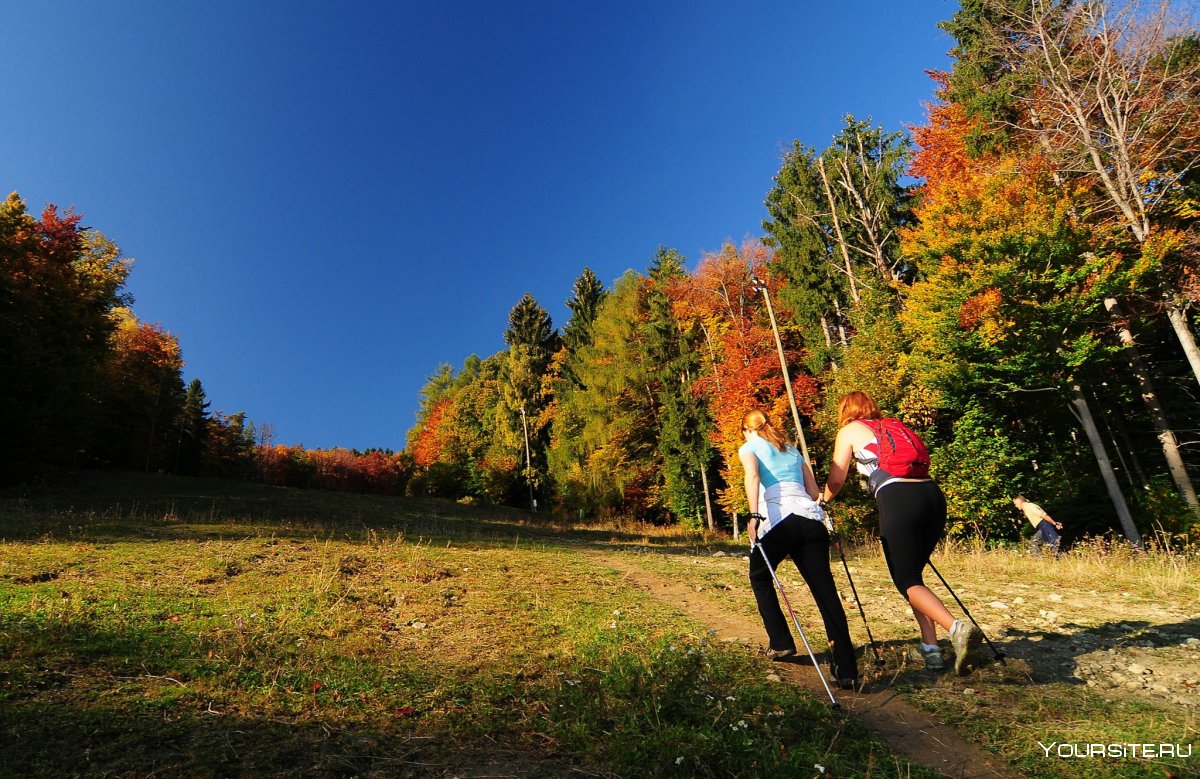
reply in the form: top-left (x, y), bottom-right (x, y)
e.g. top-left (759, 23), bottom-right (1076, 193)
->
top-left (838, 391), bottom-right (882, 429)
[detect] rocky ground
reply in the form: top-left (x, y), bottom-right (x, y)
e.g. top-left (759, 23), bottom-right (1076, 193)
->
top-left (713, 550), bottom-right (1200, 713)
top-left (932, 581), bottom-right (1200, 712)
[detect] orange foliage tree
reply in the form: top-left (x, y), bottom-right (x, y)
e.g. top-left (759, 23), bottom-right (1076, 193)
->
top-left (94, 307), bottom-right (186, 470)
top-left (899, 87), bottom-right (1137, 534)
top-left (668, 240), bottom-right (818, 517)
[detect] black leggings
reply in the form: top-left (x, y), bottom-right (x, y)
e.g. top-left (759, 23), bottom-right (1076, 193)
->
top-left (749, 514), bottom-right (858, 681)
top-left (876, 481), bottom-right (946, 595)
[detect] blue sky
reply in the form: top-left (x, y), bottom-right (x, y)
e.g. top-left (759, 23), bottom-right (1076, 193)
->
top-left (3, 1), bottom-right (958, 451)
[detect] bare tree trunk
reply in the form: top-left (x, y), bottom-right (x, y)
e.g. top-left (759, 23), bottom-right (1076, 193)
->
top-left (700, 464), bottom-right (714, 532)
top-left (1007, 1), bottom-right (1200, 389)
top-left (818, 316), bottom-right (840, 372)
top-left (1166, 302), bottom-right (1200, 388)
top-left (1070, 384), bottom-right (1143, 547)
top-left (836, 133), bottom-right (894, 281)
top-left (1105, 297), bottom-right (1200, 516)
top-left (817, 157), bottom-right (860, 303)
top-left (832, 298), bottom-right (849, 346)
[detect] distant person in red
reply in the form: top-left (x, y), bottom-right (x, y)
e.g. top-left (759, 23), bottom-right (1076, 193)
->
top-left (1013, 495), bottom-right (1062, 554)
top-left (821, 391), bottom-right (982, 676)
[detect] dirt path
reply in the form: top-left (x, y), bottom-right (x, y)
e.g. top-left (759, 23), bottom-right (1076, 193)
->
top-left (589, 550), bottom-right (1021, 779)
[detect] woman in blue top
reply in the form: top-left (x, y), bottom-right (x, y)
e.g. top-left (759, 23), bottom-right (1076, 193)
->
top-left (739, 408), bottom-right (858, 688)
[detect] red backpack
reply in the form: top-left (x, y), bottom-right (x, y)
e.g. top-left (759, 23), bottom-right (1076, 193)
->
top-left (859, 418), bottom-right (930, 495)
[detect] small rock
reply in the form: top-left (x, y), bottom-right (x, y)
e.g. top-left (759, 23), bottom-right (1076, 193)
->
top-left (411, 621), bottom-right (427, 629)
top-left (767, 673), bottom-right (782, 683)
top-left (1185, 638), bottom-right (1199, 646)
top-left (1127, 664), bottom-right (1145, 675)
top-left (1013, 597), bottom-right (1026, 605)
top-left (989, 601), bottom-right (1009, 610)
top-left (713, 551), bottom-right (727, 557)
top-left (1048, 594), bottom-right (1063, 602)
top-left (963, 688), bottom-right (976, 696)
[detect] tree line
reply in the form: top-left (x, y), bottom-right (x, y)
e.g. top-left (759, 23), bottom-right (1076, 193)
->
top-left (0, 191), bottom-right (414, 495)
top-left (406, 0), bottom-right (1200, 543)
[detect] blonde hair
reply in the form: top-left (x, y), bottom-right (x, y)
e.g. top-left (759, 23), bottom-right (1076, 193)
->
top-left (743, 409), bottom-right (793, 452)
top-left (837, 391), bottom-right (882, 429)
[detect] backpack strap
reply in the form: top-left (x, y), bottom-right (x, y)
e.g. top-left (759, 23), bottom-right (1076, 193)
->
top-left (855, 419), bottom-right (881, 438)
top-left (856, 418), bottom-right (895, 451)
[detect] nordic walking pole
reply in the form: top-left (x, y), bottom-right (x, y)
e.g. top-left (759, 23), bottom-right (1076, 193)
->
top-left (927, 560), bottom-right (1006, 664)
top-left (751, 276), bottom-right (809, 463)
top-left (823, 508), bottom-right (884, 667)
top-left (754, 542), bottom-right (841, 709)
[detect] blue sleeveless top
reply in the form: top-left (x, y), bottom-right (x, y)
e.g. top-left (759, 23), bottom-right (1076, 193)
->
top-left (739, 435), bottom-right (824, 536)
top-left (741, 435), bottom-right (803, 487)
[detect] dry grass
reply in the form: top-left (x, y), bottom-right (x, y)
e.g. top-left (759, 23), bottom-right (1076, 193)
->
top-left (0, 472), bottom-right (925, 778)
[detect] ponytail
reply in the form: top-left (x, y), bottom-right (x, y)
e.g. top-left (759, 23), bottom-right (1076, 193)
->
top-left (742, 409), bottom-right (793, 453)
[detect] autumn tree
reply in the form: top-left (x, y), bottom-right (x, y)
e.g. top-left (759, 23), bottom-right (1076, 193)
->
top-left (500, 293), bottom-right (559, 507)
top-left (548, 269), bottom-right (609, 513)
top-left (938, 0), bottom-right (1200, 527)
top-left (551, 271), bottom-right (662, 517)
top-left (0, 194), bottom-right (132, 473)
top-left (671, 241), bottom-right (818, 521)
top-left (901, 93), bottom-right (1144, 539)
top-left (91, 307), bottom-right (186, 471)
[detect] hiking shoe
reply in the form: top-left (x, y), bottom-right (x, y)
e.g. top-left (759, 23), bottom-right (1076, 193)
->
top-left (765, 647), bottom-right (796, 661)
top-left (909, 644), bottom-right (944, 670)
top-left (951, 620), bottom-right (983, 676)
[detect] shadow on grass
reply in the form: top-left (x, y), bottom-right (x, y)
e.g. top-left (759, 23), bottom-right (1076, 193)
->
top-left (0, 614), bottom-right (581, 778)
top-left (0, 700), bottom-right (586, 778)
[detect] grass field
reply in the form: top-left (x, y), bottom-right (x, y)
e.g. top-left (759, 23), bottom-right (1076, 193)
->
top-left (1, 472), bottom-right (927, 778)
top-left (1, 471), bottom-right (1197, 778)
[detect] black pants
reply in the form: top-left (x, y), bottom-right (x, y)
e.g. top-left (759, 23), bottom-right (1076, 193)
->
top-left (877, 480), bottom-right (946, 595)
top-left (749, 514), bottom-right (858, 681)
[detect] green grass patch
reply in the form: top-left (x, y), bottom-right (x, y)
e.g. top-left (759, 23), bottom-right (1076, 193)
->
top-left (0, 472), bottom-right (926, 777)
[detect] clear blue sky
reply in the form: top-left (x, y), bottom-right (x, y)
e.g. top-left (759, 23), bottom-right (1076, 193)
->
top-left (3, 1), bottom-right (957, 452)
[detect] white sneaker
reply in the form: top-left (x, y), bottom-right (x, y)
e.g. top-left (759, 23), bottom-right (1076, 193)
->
top-left (908, 644), bottom-right (944, 670)
top-left (950, 620), bottom-right (982, 676)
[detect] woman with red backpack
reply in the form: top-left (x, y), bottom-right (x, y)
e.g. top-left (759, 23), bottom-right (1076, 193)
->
top-left (821, 391), bottom-right (983, 676)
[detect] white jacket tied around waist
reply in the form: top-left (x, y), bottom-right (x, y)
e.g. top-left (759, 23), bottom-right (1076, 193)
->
top-left (758, 481), bottom-right (825, 537)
